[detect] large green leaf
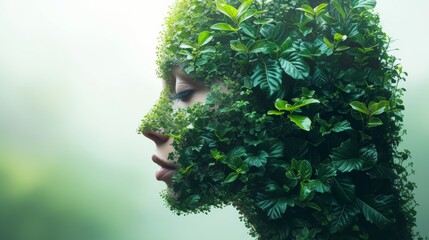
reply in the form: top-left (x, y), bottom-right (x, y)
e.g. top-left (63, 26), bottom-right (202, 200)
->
top-left (352, 0), bottom-right (376, 9)
top-left (279, 52), bottom-right (309, 80)
top-left (216, 0), bottom-right (238, 22)
top-left (312, 67), bottom-right (329, 87)
top-left (331, 139), bottom-right (364, 172)
top-left (329, 204), bottom-right (360, 233)
top-left (268, 142), bottom-right (284, 158)
top-left (251, 59), bottom-right (283, 95)
top-left (360, 144), bottom-right (378, 170)
top-left (245, 150), bottom-right (269, 167)
top-left (256, 193), bottom-right (295, 220)
top-left (288, 115), bottom-right (312, 131)
top-left (357, 195), bottom-right (395, 228)
top-left (333, 177), bottom-right (355, 203)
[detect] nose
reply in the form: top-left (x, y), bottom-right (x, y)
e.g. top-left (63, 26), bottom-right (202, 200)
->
top-left (143, 131), bottom-right (170, 145)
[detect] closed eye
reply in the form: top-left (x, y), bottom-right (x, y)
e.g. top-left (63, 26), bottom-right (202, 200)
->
top-left (170, 89), bottom-right (195, 102)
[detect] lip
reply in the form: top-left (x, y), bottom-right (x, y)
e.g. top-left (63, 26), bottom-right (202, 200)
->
top-left (152, 155), bottom-right (178, 184)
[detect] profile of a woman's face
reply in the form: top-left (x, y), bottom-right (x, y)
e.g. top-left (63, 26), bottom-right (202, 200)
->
top-left (138, 0), bottom-right (418, 239)
top-left (143, 66), bottom-right (210, 186)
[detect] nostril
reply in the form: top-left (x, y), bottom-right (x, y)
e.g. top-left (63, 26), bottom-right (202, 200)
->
top-left (143, 131), bottom-right (169, 144)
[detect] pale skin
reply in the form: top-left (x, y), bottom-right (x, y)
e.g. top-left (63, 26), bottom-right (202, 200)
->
top-left (143, 67), bottom-right (210, 185)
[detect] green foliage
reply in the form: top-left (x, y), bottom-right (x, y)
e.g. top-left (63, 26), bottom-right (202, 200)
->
top-left (143, 0), bottom-right (421, 239)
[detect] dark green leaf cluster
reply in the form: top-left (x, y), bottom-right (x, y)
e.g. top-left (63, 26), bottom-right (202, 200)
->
top-left (144, 0), bottom-right (421, 239)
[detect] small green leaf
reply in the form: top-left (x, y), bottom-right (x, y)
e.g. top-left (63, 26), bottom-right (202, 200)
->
top-left (224, 172), bottom-right (239, 183)
top-left (352, 0), bottom-right (376, 9)
top-left (211, 23), bottom-right (238, 31)
top-left (350, 101), bottom-right (369, 115)
top-left (239, 9), bottom-right (257, 24)
top-left (323, 37), bottom-right (333, 49)
top-left (241, 23), bottom-right (257, 38)
top-left (299, 160), bottom-right (312, 180)
top-left (254, 18), bottom-right (274, 25)
top-left (334, 33), bottom-right (347, 42)
top-left (288, 115), bottom-right (312, 131)
top-left (230, 41), bottom-right (249, 53)
top-left (179, 43), bottom-right (194, 49)
top-left (267, 110), bottom-right (285, 115)
top-left (197, 31), bottom-right (213, 47)
top-left (314, 3), bottom-right (328, 17)
top-left (296, 4), bottom-right (314, 16)
top-left (274, 98), bottom-right (289, 110)
top-left (367, 116), bottom-right (383, 128)
top-left (368, 100), bottom-right (388, 116)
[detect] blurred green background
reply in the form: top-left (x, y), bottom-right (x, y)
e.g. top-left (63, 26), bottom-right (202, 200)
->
top-left (0, 0), bottom-right (427, 239)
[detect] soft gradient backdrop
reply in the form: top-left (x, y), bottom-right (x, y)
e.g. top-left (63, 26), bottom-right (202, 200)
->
top-left (0, 0), bottom-right (427, 239)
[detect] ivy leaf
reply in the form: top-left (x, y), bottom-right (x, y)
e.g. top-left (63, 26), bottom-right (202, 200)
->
top-left (245, 150), bottom-right (269, 167)
top-left (279, 52), bottom-right (310, 80)
top-left (256, 193), bottom-right (295, 220)
top-left (333, 177), bottom-right (356, 203)
top-left (251, 59), bottom-right (283, 96)
top-left (211, 23), bottom-right (238, 32)
top-left (331, 139), bottom-right (364, 172)
top-left (197, 31), bottom-right (213, 47)
top-left (329, 203), bottom-right (360, 233)
top-left (352, 0), bottom-right (376, 9)
top-left (288, 115), bottom-right (312, 131)
top-left (357, 195), bottom-right (395, 228)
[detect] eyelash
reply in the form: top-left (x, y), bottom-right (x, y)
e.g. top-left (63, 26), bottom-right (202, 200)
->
top-left (171, 89), bottom-right (195, 102)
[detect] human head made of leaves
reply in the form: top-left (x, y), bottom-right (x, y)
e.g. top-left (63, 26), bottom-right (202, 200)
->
top-left (144, 0), bottom-right (419, 239)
